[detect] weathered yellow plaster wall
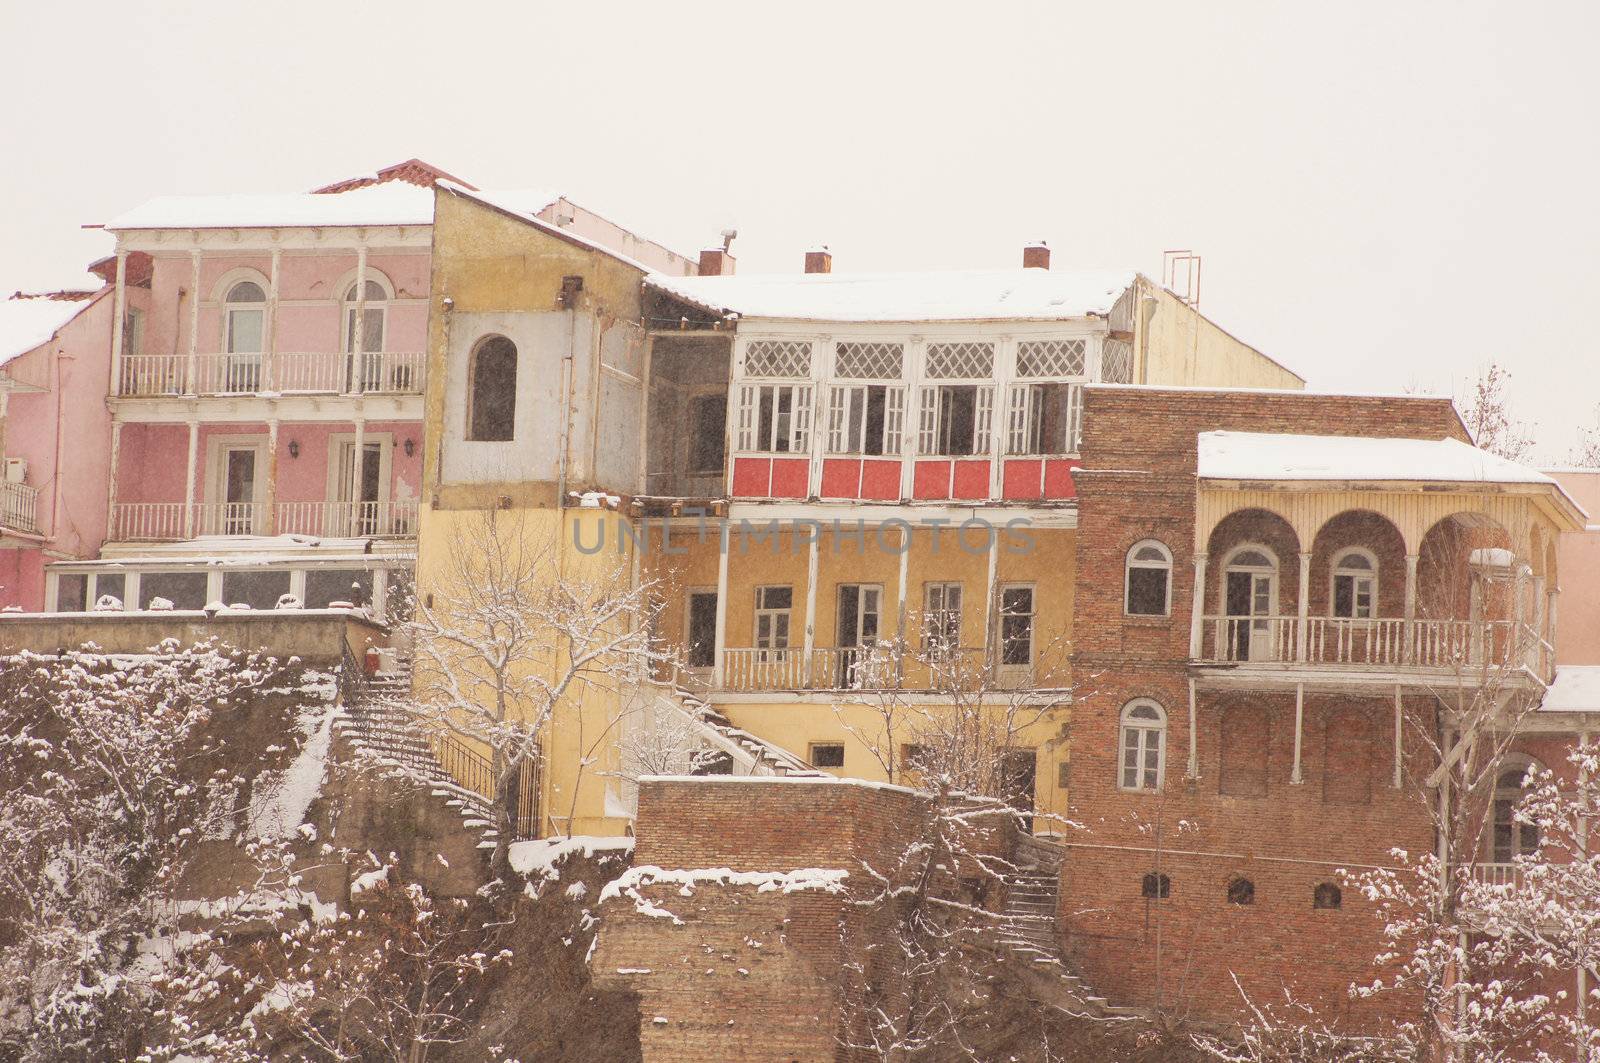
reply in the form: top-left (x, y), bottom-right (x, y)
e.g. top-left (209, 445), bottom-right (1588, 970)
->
top-left (1135, 279), bottom-right (1305, 390)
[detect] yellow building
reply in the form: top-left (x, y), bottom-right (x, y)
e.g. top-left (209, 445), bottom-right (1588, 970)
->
top-left (419, 203), bottom-right (1304, 838)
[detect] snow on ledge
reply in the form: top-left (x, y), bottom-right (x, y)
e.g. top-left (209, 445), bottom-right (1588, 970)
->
top-left (508, 835), bottom-right (634, 877)
top-left (1540, 666), bottom-right (1600, 714)
top-left (599, 865), bottom-right (850, 925)
top-left (638, 772), bottom-right (921, 796)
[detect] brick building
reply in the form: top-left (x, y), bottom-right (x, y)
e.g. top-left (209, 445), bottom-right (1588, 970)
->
top-left (1061, 385), bottom-right (1588, 1025)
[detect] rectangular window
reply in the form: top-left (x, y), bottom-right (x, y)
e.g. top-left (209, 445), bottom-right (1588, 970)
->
top-left (735, 383), bottom-right (812, 453)
top-left (56, 573), bottom-right (88, 612)
top-left (836, 583), bottom-right (883, 687)
top-left (689, 394), bottom-right (727, 475)
top-left (141, 571), bottom-right (209, 610)
top-left (1333, 575), bottom-right (1376, 619)
top-left (809, 742), bottom-right (846, 768)
top-left (306, 569), bottom-right (372, 609)
top-left (917, 385), bottom-right (993, 456)
top-left (94, 573), bottom-right (126, 609)
top-left (1006, 382), bottom-right (1083, 455)
top-left (754, 585), bottom-right (792, 659)
top-left (999, 585), bottom-right (1035, 667)
top-left (221, 570), bottom-right (292, 611)
top-left (826, 384), bottom-right (904, 455)
top-left (686, 591), bottom-right (718, 669)
top-left (923, 582), bottom-right (962, 650)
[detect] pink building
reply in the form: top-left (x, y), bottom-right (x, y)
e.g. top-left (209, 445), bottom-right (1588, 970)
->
top-left (0, 160), bottom-right (695, 615)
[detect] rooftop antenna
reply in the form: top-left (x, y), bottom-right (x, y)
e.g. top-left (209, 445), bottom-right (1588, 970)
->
top-left (1162, 249), bottom-right (1202, 308)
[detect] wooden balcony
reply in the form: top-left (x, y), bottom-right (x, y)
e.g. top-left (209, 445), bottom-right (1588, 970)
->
top-left (0, 479), bottom-right (39, 534)
top-left (1193, 615), bottom-right (1551, 681)
top-left (116, 351), bottom-right (424, 398)
top-left (710, 645), bottom-right (1034, 694)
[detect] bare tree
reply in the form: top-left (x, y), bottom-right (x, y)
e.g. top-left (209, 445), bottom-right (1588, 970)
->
top-left (1461, 363), bottom-right (1536, 463)
top-left (1569, 407), bottom-right (1600, 468)
top-left (408, 510), bottom-right (670, 884)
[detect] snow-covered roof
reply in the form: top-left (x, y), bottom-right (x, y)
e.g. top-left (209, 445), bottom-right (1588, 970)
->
top-left (105, 182), bottom-right (562, 232)
top-left (645, 267), bottom-right (1139, 323)
top-left (1540, 666), bottom-right (1600, 713)
top-left (0, 293), bottom-right (101, 369)
top-left (1197, 432), bottom-right (1558, 487)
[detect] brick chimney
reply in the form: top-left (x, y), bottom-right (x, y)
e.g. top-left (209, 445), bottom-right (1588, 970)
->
top-left (698, 248), bottom-right (736, 276)
top-left (1023, 242), bottom-right (1050, 269)
top-left (804, 247), bottom-right (833, 274)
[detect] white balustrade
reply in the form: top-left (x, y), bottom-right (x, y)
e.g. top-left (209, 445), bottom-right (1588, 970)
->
top-left (274, 499), bottom-right (418, 538)
top-left (112, 502), bottom-right (189, 540)
top-left (120, 351), bottom-right (425, 398)
top-left (359, 351), bottom-right (425, 394)
top-left (0, 480), bottom-right (39, 533)
top-left (116, 354), bottom-right (187, 396)
top-left (271, 351), bottom-right (347, 393)
top-left (1199, 614), bottom-right (1540, 672)
top-left (191, 501), bottom-right (268, 537)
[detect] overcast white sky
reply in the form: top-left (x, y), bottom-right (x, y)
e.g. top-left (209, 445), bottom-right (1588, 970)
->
top-left (3, 1), bottom-right (1595, 457)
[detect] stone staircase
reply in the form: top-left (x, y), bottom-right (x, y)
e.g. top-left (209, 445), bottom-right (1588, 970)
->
top-left (667, 683), bottom-right (825, 778)
top-left (335, 652), bottom-right (503, 854)
top-left (995, 834), bottom-right (1140, 1022)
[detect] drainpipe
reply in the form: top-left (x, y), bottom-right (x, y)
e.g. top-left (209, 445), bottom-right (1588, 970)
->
top-left (51, 349), bottom-right (72, 541)
top-left (555, 300), bottom-right (578, 580)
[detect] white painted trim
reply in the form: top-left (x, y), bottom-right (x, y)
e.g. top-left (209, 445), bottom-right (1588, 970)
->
top-left (324, 431), bottom-right (395, 506)
top-left (205, 434), bottom-right (269, 506)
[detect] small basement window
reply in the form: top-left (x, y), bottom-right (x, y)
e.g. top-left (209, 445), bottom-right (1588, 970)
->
top-left (1141, 872), bottom-right (1170, 899)
top-left (809, 743), bottom-right (846, 768)
top-left (1227, 878), bottom-right (1256, 905)
top-left (1313, 883), bottom-right (1342, 910)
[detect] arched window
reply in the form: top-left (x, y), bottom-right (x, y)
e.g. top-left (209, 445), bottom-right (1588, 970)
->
top-left (1125, 539), bottom-right (1173, 616)
top-left (1227, 877), bottom-right (1255, 905)
top-left (1141, 872), bottom-right (1170, 899)
top-left (343, 279), bottom-right (388, 354)
top-left (1332, 547), bottom-right (1378, 619)
top-left (1222, 545), bottom-right (1279, 660)
top-left (1313, 882), bottom-right (1342, 910)
top-left (1491, 761), bottom-right (1541, 864)
top-left (1119, 699), bottom-right (1166, 792)
top-left (223, 280), bottom-right (267, 391)
top-left (467, 335), bottom-right (518, 442)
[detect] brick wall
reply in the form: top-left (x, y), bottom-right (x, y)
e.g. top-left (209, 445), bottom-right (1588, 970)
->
top-left (1063, 387), bottom-right (1468, 1025)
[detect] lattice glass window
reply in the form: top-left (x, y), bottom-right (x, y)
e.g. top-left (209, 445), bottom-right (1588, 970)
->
top-left (924, 342), bottom-right (995, 380)
top-left (1016, 339), bottom-right (1086, 378)
top-left (835, 341), bottom-right (903, 380)
top-left (735, 383), bottom-right (812, 452)
top-left (1102, 339), bottom-right (1134, 384)
top-left (828, 384), bottom-right (904, 455)
top-left (1006, 382), bottom-right (1083, 454)
top-left (742, 339), bottom-right (812, 378)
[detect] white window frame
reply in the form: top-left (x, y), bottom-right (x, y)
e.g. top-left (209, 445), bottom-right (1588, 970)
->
top-left (1125, 539), bottom-right (1174, 617)
top-left (1119, 699), bottom-right (1167, 792)
top-left (735, 382), bottom-right (813, 455)
top-left (826, 382), bottom-right (905, 456)
top-left (1005, 381), bottom-right (1084, 457)
top-left (1489, 757), bottom-right (1542, 864)
top-left (753, 585), bottom-right (793, 661)
top-left (1330, 547), bottom-right (1379, 619)
top-left (923, 581), bottom-right (963, 651)
top-left (341, 277), bottom-right (391, 366)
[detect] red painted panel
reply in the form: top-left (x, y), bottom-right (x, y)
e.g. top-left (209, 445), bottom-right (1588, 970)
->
top-left (1002, 459), bottom-right (1044, 501)
top-left (769, 458), bottom-right (810, 498)
top-left (820, 458), bottom-right (860, 499)
top-left (1043, 458), bottom-right (1081, 499)
top-left (913, 460), bottom-right (952, 500)
top-left (951, 460), bottom-right (990, 500)
top-left (731, 457), bottom-right (771, 498)
top-left (859, 460), bottom-right (901, 500)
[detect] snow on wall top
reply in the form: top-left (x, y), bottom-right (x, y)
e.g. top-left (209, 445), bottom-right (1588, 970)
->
top-left (105, 182), bottom-right (561, 232)
top-left (645, 267), bottom-right (1139, 323)
top-left (0, 293), bottom-right (101, 369)
top-left (1196, 431), bottom-right (1557, 487)
top-left (1540, 666), bottom-right (1600, 714)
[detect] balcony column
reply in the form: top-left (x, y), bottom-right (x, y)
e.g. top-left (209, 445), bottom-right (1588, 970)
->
top-left (1291, 683), bottom-right (1305, 785)
top-left (1188, 553), bottom-right (1208, 658)
top-left (347, 418), bottom-right (366, 535)
top-left (1531, 575), bottom-right (1546, 674)
top-left (894, 523), bottom-right (909, 683)
top-left (1393, 685), bottom-right (1404, 788)
top-left (1403, 553), bottom-right (1419, 662)
top-left (265, 419), bottom-right (279, 535)
top-left (108, 250), bottom-right (128, 396)
top-left (104, 420), bottom-right (122, 540)
top-left (712, 521), bottom-right (731, 689)
top-left (265, 248), bottom-right (281, 392)
top-left (1186, 677), bottom-right (1199, 779)
top-left (185, 251), bottom-right (201, 397)
top-left (1296, 551), bottom-right (1311, 661)
top-left (801, 525), bottom-right (819, 686)
top-left (348, 245), bottom-right (368, 396)
top-left (182, 419), bottom-right (199, 539)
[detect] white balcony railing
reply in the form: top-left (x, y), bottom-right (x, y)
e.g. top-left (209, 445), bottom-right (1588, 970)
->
top-left (717, 645), bottom-right (998, 692)
top-left (1, 479), bottom-right (39, 534)
top-left (1198, 615), bottom-right (1538, 672)
top-left (275, 500), bottom-right (417, 538)
top-left (115, 352), bottom-right (425, 398)
top-left (111, 500), bottom-right (418, 541)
